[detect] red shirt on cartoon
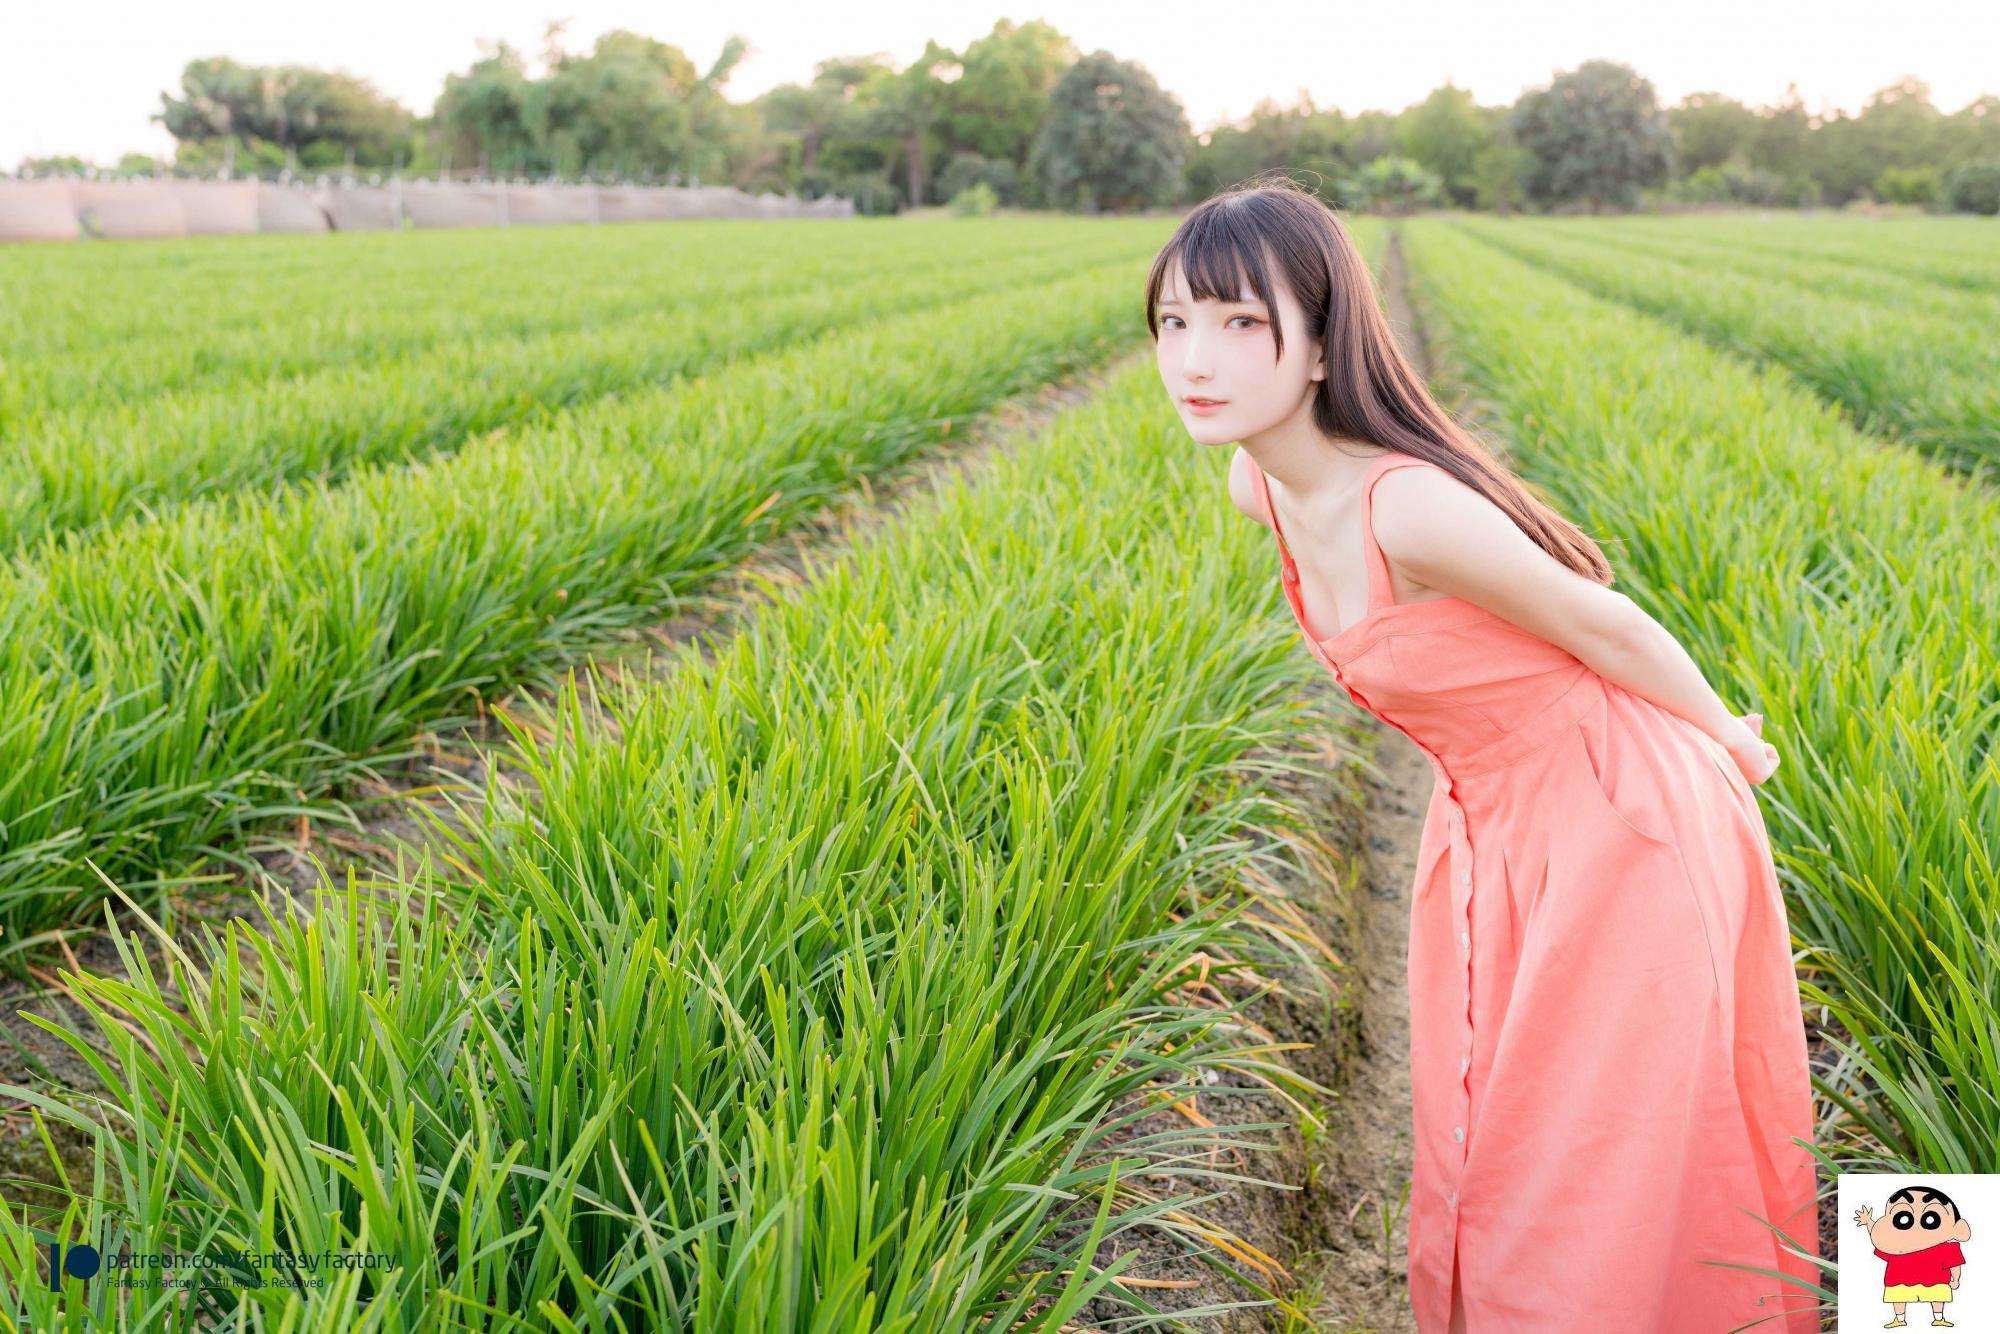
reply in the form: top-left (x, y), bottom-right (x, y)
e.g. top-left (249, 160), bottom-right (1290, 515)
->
top-left (1875, 1241), bottom-right (1966, 1288)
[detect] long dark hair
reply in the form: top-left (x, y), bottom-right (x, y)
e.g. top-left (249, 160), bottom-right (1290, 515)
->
top-left (1144, 177), bottom-right (1613, 586)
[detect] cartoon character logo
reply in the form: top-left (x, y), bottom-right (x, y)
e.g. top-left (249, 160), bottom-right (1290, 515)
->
top-left (1856, 1185), bottom-right (1971, 1328)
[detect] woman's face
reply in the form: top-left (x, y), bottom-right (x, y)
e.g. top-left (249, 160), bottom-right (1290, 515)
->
top-left (1155, 255), bottom-right (1324, 448)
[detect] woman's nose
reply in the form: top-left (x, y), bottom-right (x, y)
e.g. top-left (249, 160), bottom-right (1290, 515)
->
top-left (1179, 331), bottom-right (1212, 379)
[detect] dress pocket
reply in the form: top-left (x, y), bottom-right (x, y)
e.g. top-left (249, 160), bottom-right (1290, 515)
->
top-left (1700, 732), bottom-right (1756, 802)
top-left (1569, 722), bottom-right (1676, 851)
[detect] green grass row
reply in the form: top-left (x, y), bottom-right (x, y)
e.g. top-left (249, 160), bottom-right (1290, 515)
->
top-left (1, 224), bottom-right (646, 386)
top-left (3, 227), bottom-right (1161, 553)
top-left (0, 252), bottom-right (1159, 950)
top-left (1449, 215), bottom-right (2000, 479)
top-left (1534, 218), bottom-right (2000, 324)
top-left (1403, 218), bottom-right (2000, 1180)
top-left (2, 221), bottom-right (1143, 416)
top-left (1576, 213), bottom-right (2000, 293)
top-left (2, 220), bottom-right (883, 353)
top-left (1, 358), bottom-right (1348, 1332)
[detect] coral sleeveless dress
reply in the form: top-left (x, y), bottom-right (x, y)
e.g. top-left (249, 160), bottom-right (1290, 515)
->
top-left (1250, 452), bottom-right (1820, 1333)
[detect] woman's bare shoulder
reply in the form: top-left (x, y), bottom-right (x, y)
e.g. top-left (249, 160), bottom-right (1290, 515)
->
top-left (1368, 462), bottom-right (1506, 592)
top-left (1370, 461), bottom-right (1491, 542)
top-left (1227, 447), bottom-right (1270, 529)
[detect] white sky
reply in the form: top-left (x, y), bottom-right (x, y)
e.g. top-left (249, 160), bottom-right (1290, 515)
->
top-left (4, 1), bottom-right (1990, 168)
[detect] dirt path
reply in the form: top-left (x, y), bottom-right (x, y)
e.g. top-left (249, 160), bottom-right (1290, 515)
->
top-left (1076, 230), bottom-right (1442, 1333)
top-left (1056, 233), bottom-right (1442, 1333)
top-left (1266, 228), bottom-right (1442, 1334)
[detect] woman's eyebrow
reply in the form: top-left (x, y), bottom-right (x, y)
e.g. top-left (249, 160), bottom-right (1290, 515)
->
top-left (1158, 295), bottom-right (1263, 307)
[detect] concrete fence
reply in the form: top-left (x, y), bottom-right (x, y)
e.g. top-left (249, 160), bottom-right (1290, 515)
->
top-left (0, 177), bottom-right (855, 243)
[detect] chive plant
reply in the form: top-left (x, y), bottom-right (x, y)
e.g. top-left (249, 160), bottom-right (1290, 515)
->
top-left (1528, 211), bottom-right (2000, 294)
top-left (0, 219), bottom-right (1153, 403)
top-left (2, 362), bottom-right (1355, 1331)
top-left (0, 256), bottom-right (1155, 950)
top-left (1449, 216), bottom-right (2000, 481)
top-left (1, 228), bottom-right (1163, 553)
top-left (1526, 218), bottom-right (2000, 328)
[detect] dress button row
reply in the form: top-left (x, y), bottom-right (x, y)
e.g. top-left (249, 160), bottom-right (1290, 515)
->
top-left (1454, 1126), bottom-right (1465, 1143)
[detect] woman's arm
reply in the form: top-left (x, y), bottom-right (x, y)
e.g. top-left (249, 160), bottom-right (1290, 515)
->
top-left (1368, 467), bottom-right (1778, 783)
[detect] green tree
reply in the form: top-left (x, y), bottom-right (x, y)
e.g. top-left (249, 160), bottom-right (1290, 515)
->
top-left (1396, 83), bottom-right (1492, 207)
top-left (1028, 51), bottom-right (1188, 212)
top-left (431, 28), bottom-right (747, 183)
top-left (1668, 92), bottom-right (1760, 173)
top-left (19, 155), bottom-right (95, 176)
top-left (524, 30), bottom-right (747, 182)
top-left (764, 55), bottom-right (892, 198)
top-left (1873, 164), bottom-right (1942, 204)
top-left (1943, 158), bottom-right (2000, 214)
top-left (759, 78), bottom-right (849, 175)
top-left (1810, 77), bottom-right (1944, 203)
top-left (855, 39), bottom-right (961, 207)
top-left (156, 56), bottom-right (415, 172)
top-left (1335, 154), bottom-right (1443, 214)
top-left (1939, 95), bottom-right (2000, 170)
top-left (1335, 109), bottom-right (1399, 166)
top-left (937, 150), bottom-right (1021, 205)
top-left (1511, 59), bottom-right (1673, 210)
top-left (1469, 110), bottom-right (1529, 211)
top-left (1746, 84), bottom-right (1812, 179)
top-left (434, 42), bottom-right (537, 176)
top-left (948, 180), bottom-right (998, 216)
top-left (1180, 94), bottom-right (1355, 204)
top-left (940, 19), bottom-right (1075, 169)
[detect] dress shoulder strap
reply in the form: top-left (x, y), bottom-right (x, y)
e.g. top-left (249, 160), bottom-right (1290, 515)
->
top-left (1360, 452), bottom-right (1437, 612)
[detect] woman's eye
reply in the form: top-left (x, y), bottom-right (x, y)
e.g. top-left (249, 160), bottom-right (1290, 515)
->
top-left (1159, 314), bottom-right (1259, 330)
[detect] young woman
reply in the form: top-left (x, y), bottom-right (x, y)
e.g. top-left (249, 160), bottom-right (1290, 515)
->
top-left (1146, 179), bottom-right (1821, 1333)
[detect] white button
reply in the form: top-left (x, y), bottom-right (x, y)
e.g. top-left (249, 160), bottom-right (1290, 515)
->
top-left (1453, 1126), bottom-right (1465, 1143)
top-left (1459, 868), bottom-right (1470, 885)
top-left (1460, 1055), bottom-right (1471, 1076)
top-left (1448, 1191), bottom-right (1457, 1208)
top-left (1459, 930), bottom-right (1470, 948)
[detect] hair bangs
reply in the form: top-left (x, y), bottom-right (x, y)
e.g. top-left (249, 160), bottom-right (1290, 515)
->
top-left (1145, 203), bottom-right (1288, 358)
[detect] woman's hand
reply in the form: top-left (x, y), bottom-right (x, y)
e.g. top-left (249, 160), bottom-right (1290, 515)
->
top-left (1724, 713), bottom-right (1780, 786)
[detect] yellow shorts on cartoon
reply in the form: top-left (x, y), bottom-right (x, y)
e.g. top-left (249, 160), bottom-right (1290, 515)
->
top-left (1883, 1283), bottom-right (1952, 1301)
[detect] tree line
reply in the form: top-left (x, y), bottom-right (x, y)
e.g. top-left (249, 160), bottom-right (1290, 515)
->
top-left (20, 19), bottom-right (2000, 216)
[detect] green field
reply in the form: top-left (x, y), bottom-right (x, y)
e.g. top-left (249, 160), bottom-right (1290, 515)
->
top-left (1, 210), bottom-right (1993, 1329)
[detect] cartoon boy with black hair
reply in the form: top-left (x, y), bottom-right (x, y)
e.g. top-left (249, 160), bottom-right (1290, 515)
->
top-left (1856, 1185), bottom-right (1971, 1327)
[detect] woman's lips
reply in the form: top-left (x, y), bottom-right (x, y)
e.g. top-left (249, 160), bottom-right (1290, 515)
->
top-left (1184, 397), bottom-right (1227, 416)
